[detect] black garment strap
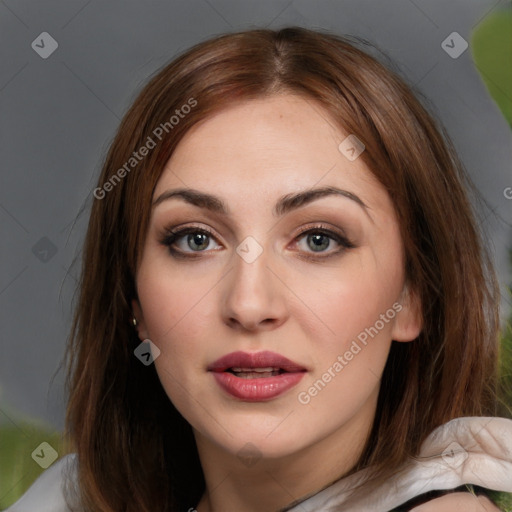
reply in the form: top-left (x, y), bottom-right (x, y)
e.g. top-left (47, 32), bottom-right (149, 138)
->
top-left (390, 484), bottom-right (500, 511)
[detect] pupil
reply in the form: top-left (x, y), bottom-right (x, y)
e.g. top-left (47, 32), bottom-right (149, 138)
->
top-left (188, 233), bottom-right (208, 251)
top-left (309, 234), bottom-right (329, 252)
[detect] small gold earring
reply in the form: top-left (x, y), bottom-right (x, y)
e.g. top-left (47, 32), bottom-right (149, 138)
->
top-left (132, 317), bottom-right (138, 327)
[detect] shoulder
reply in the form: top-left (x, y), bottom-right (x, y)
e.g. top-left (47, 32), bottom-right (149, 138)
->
top-left (5, 453), bottom-right (78, 512)
top-left (410, 492), bottom-right (501, 511)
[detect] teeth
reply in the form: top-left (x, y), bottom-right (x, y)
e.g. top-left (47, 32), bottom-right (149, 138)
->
top-left (230, 367), bottom-right (279, 372)
top-left (234, 371), bottom-right (280, 379)
top-left (226, 367), bottom-right (284, 378)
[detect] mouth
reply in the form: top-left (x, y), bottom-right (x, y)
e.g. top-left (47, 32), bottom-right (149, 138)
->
top-left (207, 351), bottom-right (307, 401)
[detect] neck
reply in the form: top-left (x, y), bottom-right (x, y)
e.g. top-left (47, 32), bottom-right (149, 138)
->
top-left (193, 404), bottom-right (375, 512)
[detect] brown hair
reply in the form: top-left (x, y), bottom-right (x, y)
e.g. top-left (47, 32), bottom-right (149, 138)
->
top-left (64, 27), bottom-right (501, 511)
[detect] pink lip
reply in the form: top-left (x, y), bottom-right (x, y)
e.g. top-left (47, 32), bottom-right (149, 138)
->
top-left (208, 351), bottom-right (307, 402)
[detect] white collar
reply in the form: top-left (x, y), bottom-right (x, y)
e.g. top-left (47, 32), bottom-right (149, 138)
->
top-left (5, 452), bottom-right (77, 512)
top-left (288, 416), bottom-right (512, 511)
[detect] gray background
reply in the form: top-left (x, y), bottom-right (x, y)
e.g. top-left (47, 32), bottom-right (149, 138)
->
top-left (1, 0), bottom-right (511, 434)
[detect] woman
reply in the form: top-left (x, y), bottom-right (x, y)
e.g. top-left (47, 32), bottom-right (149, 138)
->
top-left (7, 26), bottom-right (512, 512)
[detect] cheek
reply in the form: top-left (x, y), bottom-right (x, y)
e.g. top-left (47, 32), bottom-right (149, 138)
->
top-left (293, 265), bottom-right (398, 419)
top-left (137, 255), bottom-right (217, 344)
top-left (134, 232), bottom-right (230, 410)
top-left (292, 249), bottom-right (403, 356)
top-left (136, 268), bottom-right (215, 411)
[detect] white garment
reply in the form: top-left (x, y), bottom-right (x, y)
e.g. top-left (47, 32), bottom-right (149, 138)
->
top-left (5, 417), bottom-right (512, 512)
top-left (5, 452), bottom-right (77, 512)
top-left (288, 416), bottom-right (512, 511)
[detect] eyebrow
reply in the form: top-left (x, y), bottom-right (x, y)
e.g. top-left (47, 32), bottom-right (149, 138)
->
top-left (152, 186), bottom-right (373, 221)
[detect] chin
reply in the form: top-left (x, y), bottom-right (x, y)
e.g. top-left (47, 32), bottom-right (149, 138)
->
top-left (199, 415), bottom-right (315, 460)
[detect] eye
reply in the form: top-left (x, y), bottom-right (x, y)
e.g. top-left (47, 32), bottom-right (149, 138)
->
top-left (159, 223), bottom-right (355, 260)
top-left (160, 225), bottom-right (221, 257)
top-left (293, 224), bottom-right (355, 258)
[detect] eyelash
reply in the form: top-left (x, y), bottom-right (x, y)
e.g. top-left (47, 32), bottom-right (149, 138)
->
top-left (159, 223), bottom-right (355, 260)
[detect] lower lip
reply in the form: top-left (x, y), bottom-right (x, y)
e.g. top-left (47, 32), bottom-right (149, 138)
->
top-left (211, 371), bottom-right (306, 401)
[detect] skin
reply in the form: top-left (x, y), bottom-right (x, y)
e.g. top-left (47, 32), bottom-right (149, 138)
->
top-left (132, 94), bottom-right (423, 512)
top-left (411, 492), bottom-right (501, 511)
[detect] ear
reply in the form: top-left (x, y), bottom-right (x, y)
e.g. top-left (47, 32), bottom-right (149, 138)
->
top-left (131, 298), bottom-right (150, 341)
top-left (391, 282), bottom-right (423, 342)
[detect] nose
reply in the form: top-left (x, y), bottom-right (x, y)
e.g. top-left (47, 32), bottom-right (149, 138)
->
top-left (221, 247), bottom-right (289, 332)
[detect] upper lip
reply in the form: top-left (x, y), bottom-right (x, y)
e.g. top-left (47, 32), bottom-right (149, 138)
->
top-left (207, 350), bottom-right (307, 373)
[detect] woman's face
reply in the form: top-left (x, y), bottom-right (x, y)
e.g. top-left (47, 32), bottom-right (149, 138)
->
top-left (133, 94), bottom-right (421, 466)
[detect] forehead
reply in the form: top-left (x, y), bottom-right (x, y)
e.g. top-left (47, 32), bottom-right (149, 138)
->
top-left (153, 94), bottom-right (389, 216)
